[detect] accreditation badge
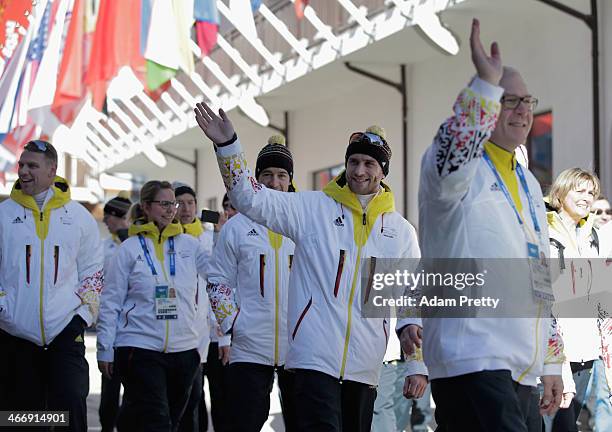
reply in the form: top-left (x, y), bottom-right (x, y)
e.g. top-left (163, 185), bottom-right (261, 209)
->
top-left (155, 285), bottom-right (178, 320)
top-left (527, 242), bottom-right (554, 302)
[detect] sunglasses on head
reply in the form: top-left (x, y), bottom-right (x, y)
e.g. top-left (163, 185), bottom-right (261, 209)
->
top-left (25, 140), bottom-right (49, 152)
top-left (591, 208), bottom-right (612, 216)
top-left (349, 132), bottom-right (387, 147)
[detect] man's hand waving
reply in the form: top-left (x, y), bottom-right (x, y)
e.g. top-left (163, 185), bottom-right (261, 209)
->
top-left (194, 102), bottom-right (236, 145)
top-left (470, 18), bottom-right (502, 86)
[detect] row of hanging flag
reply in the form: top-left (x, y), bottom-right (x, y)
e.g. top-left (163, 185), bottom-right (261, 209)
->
top-left (0, 0), bottom-right (310, 171)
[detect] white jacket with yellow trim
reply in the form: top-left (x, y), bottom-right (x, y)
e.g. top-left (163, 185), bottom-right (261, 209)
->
top-left (415, 77), bottom-right (564, 386)
top-left (207, 213), bottom-right (295, 366)
top-left (181, 219), bottom-right (215, 360)
top-left (0, 177), bottom-right (103, 346)
top-left (96, 220), bottom-right (210, 362)
top-left (548, 211), bottom-right (611, 394)
top-left (214, 141), bottom-right (425, 385)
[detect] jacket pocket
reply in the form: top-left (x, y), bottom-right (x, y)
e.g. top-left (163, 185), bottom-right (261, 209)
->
top-left (363, 257), bottom-right (377, 304)
top-left (25, 245), bottom-right (32, 285)
top-left (124, 303), bottom-right (136, 328)
top-left (334, 250), bottom-right (346, 297)
top-left (292, 297), bottom-right (312, 340)
top-left (382, 318), bottom-right (389, 346)
top-left (259, 254), bottom-right (265, 297)
top-left (289, 254), bottom-right (294, 270)
top-left (53, 245), bottom-right (60, 285)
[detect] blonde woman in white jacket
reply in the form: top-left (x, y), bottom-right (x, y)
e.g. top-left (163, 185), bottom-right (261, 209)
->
top-left (97, 180), bottom-right (211, 432)
top-left (546, 168), bottom-right (610, 432)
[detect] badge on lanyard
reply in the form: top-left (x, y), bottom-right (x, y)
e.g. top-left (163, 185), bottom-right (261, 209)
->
top-left (139, 234), bottom-right (179, 320)
top-left (483, 154), bottom-right (554, 302)
top-left (527, 242), bottom-right (554, 302)
top-left (155, 285), bottom-right (178, 320)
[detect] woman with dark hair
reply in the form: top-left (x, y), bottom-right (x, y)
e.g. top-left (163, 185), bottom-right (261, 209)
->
top-left (96, 180), bottom-right (211, 432)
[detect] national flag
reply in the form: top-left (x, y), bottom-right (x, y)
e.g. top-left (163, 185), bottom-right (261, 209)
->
top-left (294, 0), bottom-right (309, 20)
top-left (173, 0), bottom-right (195, 75)
top-left (28, 0), bottom-right (72, 136)
top-left (85, 0), bottom-right (144, 111)
top-left (52, 0), bottom-right (87, 126)
top-left (194, 0), bottom-right (219, 57)
top-left (145, 0), bottom-right (180, 90)
top-left (0, 1), bottom-right (48, 134)
top-left (140, 0), bottom-right (153, 55)
top-left (0, 0), bottom-right (33, 76)
top-left (251, 0), bottom-right (262, 12)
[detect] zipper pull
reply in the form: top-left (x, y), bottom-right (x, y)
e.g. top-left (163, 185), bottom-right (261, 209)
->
top-left (362, 213), bottom-right (366, 226)
top-left (39, 212), bottom-right (43, 222)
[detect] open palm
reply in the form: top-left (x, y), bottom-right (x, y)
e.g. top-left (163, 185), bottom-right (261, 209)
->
top-left (470, 18), bottom-right (502, 85)
top-left (194, 102), bottom-right (236, 144)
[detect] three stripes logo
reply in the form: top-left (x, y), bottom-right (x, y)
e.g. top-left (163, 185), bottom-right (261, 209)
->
top-left (12, 216), bottom-right (23, 224)
top-left (334, 217), bottom-right (344, 227)
top-left (247, 229), bottom-right (259, 237)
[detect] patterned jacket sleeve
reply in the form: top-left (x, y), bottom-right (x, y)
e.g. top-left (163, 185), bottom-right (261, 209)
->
top-left (75, 208), bottom-right (104, 326)
top-left (420, 77), bottom-right (503, 203)
top-left (544, 316), bottom-right (565, 377)
top-left (206, 222), bottom-right (239, 334)
top-left (214, 139), bottom-right (306, 242)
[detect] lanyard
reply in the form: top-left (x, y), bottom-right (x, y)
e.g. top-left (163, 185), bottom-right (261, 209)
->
top-left (483, 153), bottom-right (541, 235)
top-left (138, 235), bottom-right (176, 278)
top-left (168, 237), bottom-right (176, 277)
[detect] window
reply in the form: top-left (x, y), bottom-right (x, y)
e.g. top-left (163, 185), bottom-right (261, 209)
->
top-left (312, 163), bottom-right (344, 190)
top-left (526, 111), bottom-right (553, 191)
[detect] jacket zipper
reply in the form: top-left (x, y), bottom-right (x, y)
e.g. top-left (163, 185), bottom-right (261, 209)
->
top-left (339, 212), bottom-right (366, 379)
top-left (39, 212), bottom-right (46, 346)
top-left (274, 248), bottom-right (280, 366)
top-left (517, 303), bottom-right (542, 382)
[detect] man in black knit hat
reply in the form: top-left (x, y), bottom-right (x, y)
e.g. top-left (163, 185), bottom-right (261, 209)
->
top-left (207, 135), bottom-right (297, 432)
top-left (195, 102), bottom-right (427, 432)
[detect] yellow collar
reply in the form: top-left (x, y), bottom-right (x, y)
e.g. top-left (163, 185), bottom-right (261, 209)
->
top-left (323, 171), bottom-right (395, 246)
top-left (182, 218), bottom-right (204, 237)
top-left (128, 219), bottom-right (183, 243)
top-left (10, 176), bottom-right (71, 212)
top-left (484, 141), bottom-right (517, 172)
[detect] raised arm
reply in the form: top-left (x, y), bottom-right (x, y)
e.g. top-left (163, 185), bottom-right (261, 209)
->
top-left (421, 19), bottom-right (504, 203)
top-left (194, 103), bottom-right (305, 241)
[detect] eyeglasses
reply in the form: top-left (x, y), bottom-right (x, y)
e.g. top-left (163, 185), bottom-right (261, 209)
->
top-left (349, 132), bottom-right (387, 147)
top-left (591, 208), bottom-right (612, 216)
top-left (501, 95), bottom-right (539, 111)
top-left (149, 200), bottom-right (180, 210)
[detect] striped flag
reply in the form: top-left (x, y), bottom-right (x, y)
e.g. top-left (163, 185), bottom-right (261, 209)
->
top-left (0, 0), bottom-right (48, 134)
top-left (28, 0), bottom-right (72, 136)
top-left (194, 0), bottom-right (219, 57)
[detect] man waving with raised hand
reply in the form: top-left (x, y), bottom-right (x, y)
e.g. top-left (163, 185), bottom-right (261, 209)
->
top-left (398, 19), bottom-right (564, 431)
top-left (194, 105), bottom-right (426, 431)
